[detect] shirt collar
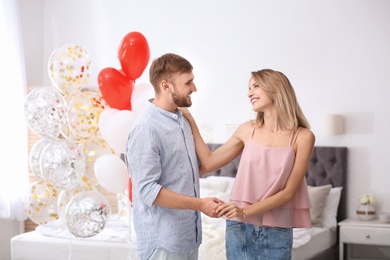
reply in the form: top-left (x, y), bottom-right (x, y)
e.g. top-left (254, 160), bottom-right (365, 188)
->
top-left (147, 99), bottom-right (182, 121)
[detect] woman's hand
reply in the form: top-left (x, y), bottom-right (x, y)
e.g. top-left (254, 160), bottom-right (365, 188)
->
top-left (179, 107), bottom-right (193, 121)
top-left (216, 203), bottom-right (246, 219)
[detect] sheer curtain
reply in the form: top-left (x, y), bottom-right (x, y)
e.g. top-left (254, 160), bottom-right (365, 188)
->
top-left (0, 0), bottom-right (29, 221)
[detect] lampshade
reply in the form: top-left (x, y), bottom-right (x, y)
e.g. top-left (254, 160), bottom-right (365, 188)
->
top-left (323, 114), bottom-right (344, 135)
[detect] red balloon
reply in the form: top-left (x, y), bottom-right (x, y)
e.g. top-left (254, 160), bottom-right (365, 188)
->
top-left (98, 67), bottom-right (134, 110)
top-left (118, 32), bottom-right (150, 81)
top-left (128, 178), bottom-right (132, 203)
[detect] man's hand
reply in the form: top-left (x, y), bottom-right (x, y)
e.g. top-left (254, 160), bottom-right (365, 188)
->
top-left (216, 203), bottom-right (246, 219)
top-left (199, 197), bottom-right (225, 218)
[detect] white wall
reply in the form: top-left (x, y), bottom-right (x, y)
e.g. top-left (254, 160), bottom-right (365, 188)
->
top-left (0, 219), bottom-right (24, 260)
top-left (19, 0), bottom-right (390, 218)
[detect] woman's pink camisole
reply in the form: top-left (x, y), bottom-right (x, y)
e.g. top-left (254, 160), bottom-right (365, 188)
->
top-left (229, 127), bottom-right (312, 228)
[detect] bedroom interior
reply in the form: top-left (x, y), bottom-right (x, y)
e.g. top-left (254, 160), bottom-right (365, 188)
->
top-left (1, 0), bottom-right (390, 259)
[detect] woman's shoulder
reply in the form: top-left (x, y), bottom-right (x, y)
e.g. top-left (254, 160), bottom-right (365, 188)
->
top-left (236, 120), bottom-right (257, 132)
top-left (297, 127), bottom-right (316, 146)
top-left (233, 120), bottom-right (257, 140)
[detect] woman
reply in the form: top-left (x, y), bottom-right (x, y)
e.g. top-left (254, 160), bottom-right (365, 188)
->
top-left (182, 69), bottom-right (315, 259)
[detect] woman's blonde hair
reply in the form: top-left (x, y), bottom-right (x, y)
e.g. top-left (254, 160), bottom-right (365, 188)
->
top-left (251, 69), bottom-right (310, 130)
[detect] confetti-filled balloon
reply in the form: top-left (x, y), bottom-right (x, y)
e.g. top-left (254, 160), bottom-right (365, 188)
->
top-left (24, 87), bottom-right (67, 138)
top-left (23, 180), bottom-right (60, 225)
top-left (81, 136), bottom-right (115, 187)
top-left (65, 190), bottom-right (111, 238)
top-left (67, 91), bottom-right (107, 139)
top-left (57, 184), bottom-right (95, 223)
top-left (40, 139), bottom-right (85, 190)
top-left (48, 44), bottom-right (92, 96)
top-left (29, 138), bottom-right (52, 180)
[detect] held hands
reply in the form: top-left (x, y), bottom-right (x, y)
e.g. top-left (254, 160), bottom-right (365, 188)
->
top-left (216, 203), bottom-right (246, 220)
top-left (199, 197), bottom-right (226, 218)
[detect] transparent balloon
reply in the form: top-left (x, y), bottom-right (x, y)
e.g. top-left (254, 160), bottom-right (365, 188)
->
top-left (67, 91), bottom-right (107, 140)
top-left (81, 135), bottom-right (115, 187)
top-left (65, 190), bottom-right (111, 238)
top-left (29, 138), bottom-right (52, 180)
top-left (23, 180), bottom-right (60, 225)
top-left (24, 87), bottom-right (67, 138)
top-left (40, 138), bottom-right (85, 190)
top-left (48, 44), bottom-right (92, 96)
top-left (57, 184), bottom-right (95, 223)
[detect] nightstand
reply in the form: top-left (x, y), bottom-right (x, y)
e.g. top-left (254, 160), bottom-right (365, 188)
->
top-left (339, 218), bottom-right (390, 260)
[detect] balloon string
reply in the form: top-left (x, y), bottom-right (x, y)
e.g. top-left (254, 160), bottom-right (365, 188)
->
top-left (68, 232), bottom-right (73, 260)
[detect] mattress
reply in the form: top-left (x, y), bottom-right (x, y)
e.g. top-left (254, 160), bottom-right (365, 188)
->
top-left (292, 227), bottom-right (337, 260)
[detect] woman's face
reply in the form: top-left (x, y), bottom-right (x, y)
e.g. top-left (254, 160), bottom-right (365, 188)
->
top-left (247, 78), bottom-right (272, 112)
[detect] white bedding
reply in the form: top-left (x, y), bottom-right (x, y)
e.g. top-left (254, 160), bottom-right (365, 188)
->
top-left (11, 217), bottom-right (137, 260)
top-left (11, 176), bottom-right (337, 260)
top-left (199, 176), bottom-right (337, 260)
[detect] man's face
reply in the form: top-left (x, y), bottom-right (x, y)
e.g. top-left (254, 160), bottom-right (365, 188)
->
top-left (168, 72), bottom-right (197, 108)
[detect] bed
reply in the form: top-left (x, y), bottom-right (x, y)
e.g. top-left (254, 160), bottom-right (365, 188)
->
top-left (11, 145), bottom-right (347, 260)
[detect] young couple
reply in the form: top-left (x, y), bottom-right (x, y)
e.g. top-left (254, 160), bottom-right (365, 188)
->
top-left (126, 53), bottom-right (315, 260)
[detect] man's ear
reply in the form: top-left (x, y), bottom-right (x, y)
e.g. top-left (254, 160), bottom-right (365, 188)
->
top-left (161, 80), bottom-right (170, 92)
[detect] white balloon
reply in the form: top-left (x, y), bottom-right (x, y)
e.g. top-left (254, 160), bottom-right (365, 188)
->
top-left (98, 108), bottom-right (135, 153)
top-left (94, 154), bottom-right (129, 193)
top-left (131, 83), bottom-right (154, 116)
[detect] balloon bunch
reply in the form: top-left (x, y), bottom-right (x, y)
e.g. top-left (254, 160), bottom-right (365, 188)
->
top-left (97, 32), bottom-right (154, 204)
top-left (24, 32), bottom-right (155, 237)
top-left (98, 31), bottom-right (150, 111)
top-left (23, 39), bottom-right (139, 237)
top-left (97, 32), bottom-right (155, 154)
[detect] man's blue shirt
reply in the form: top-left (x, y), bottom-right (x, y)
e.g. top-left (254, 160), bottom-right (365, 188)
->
top-left (126, 101), bottom-right (201, 260)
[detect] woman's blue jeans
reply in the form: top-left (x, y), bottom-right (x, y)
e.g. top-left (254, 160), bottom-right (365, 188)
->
top-left (225, 220), bottom-right (293, 260)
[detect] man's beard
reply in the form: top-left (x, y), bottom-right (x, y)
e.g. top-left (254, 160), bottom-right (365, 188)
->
top-left (171, 88), bottom-right (192, 107)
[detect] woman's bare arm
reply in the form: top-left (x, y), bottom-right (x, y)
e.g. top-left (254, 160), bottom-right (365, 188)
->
top-left (181, 108), bottom-right (246, 175)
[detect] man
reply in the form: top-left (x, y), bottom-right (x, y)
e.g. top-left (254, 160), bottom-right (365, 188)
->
top-left (126, 53), bottom-right (223, 260)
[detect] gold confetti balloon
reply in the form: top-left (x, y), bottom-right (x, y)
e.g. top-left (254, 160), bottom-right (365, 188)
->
top-left (81, 136), bottom-right (115, 187)
top-left (67, 91), bottom-right (107, 140)
top-left (24, 87), bottom-right (67, 138)
top-left (65, 190), bottom-right (111, 238)
top-left (48, 44), bottom-right (92, 96)
top-left (23, 180), bottom-right (60, 226)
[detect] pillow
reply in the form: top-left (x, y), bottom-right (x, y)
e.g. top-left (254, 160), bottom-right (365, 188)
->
top-left (307, 184), bottom-right (332, 227)
top-left (200, 176), bottom-right (229, 192)
top-left (322, 187), bottom-right (343, 228)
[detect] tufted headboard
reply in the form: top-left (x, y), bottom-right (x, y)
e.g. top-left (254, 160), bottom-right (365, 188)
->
top-left (202, 144), bottom-right (348, 221)
top-left (306, 146), bottom-right (348, 222)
